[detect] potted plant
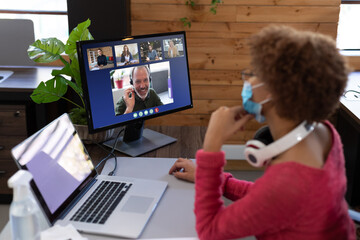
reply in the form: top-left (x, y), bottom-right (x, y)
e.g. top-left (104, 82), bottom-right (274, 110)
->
top-left (27, 19), bottom-right (114, 143)
top-left (114, 70), bottom-right (125, 89)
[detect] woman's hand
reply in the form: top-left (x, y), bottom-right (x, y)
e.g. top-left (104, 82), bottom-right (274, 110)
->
top-left (203, 106), bottom-right (253, 152)
top-left (168, 158), bottom-right (196, 183)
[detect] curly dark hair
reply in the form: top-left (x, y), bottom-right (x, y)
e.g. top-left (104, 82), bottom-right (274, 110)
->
top-left (249, 25), bottom-right (350, 122)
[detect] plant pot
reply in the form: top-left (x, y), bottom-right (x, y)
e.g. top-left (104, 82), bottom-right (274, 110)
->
top-left (74, 124), bottom-right (115, 144)
top-left (115, 79), bottom-right (123, 89)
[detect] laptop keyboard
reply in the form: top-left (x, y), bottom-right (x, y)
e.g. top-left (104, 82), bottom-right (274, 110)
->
top-left (70, 180), bottom-right (132, 224)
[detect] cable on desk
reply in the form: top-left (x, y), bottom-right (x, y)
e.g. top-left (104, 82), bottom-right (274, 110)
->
top-left (95, 128), bottom-right (124, 176)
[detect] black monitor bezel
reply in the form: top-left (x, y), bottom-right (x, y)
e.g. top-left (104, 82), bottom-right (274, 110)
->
top-left (77, 31), bottom-right (193, 134)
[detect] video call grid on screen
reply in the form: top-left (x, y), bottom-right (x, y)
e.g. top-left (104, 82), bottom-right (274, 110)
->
top-left (77, 32), bottom-right (192, 133)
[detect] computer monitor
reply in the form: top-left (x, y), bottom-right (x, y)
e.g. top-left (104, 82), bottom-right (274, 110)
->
top-left (77, 31), bottom-right (192, 156)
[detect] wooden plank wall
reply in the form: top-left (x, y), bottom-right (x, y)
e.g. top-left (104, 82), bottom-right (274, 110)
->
top-left (131, 0), bottom-right (341, 144)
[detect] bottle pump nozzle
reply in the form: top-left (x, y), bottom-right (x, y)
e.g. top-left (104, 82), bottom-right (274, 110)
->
top-left (8, 170), bottom-right (33, 202)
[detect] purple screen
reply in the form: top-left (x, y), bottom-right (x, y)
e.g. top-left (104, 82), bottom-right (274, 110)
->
top-left (11, 114), bottom-right (94, 214)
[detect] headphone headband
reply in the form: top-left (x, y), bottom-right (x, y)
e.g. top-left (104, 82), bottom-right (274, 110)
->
top-left (245, 121), bottom-right (316, 167)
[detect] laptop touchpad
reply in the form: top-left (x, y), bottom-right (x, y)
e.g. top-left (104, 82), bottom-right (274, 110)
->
top-left (121, 196), bottom-right (154, 214)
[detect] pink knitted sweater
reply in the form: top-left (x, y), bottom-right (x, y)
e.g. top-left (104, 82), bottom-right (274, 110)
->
top-left (195, 121), bottom-right (355, 240)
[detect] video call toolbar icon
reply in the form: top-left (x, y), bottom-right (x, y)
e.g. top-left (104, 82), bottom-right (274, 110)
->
top-left (132, 108), bottom-right (160, 119)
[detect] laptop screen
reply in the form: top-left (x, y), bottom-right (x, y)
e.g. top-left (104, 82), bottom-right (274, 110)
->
top-left (11, 113), bottom-right (97, 224)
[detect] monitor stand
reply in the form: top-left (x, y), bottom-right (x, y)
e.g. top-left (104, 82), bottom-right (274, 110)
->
top-left (102, 120), bottom-right (177, 157)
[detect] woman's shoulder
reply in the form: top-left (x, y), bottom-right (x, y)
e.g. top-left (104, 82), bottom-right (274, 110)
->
top-left (271, 121), bottom-right (333, 169)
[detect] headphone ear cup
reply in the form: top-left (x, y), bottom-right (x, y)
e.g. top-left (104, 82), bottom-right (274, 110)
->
top-left (244, 140), bottom-right (268, 167)
top-left (253, 126), bottom-right (273, 145)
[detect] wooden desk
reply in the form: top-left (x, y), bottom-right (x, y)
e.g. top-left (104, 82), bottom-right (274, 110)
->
top-left (336, 71), bottom-right (360, 207)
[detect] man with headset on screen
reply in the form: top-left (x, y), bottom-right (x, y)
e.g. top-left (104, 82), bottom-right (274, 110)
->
top-left (169, 25), bottom-right (355, 239)
top-left (115, 65), bottom-right (163, 115)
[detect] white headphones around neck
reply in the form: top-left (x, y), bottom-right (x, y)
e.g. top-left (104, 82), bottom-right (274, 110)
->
top-left (244, 121), bottom-right (317, 167)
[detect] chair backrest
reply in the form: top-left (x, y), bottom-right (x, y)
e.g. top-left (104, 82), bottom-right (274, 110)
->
top-left (0, 19), bottom-right (35, 66)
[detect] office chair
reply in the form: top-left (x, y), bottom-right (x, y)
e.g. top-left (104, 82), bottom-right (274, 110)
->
top-left (0, 19), bottom-right (35, 66)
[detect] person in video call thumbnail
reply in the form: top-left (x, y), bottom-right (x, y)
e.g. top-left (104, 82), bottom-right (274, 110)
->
top-left (120, 45), bottom-right (133, 64)
top-left (96, 49), bottom-right (107, 67)
top-left (146, 44), bottom-right (159, 61)
top-left (167, 40), bottom-right (179, 58)
top-left (115, 65), bottom-right (163, 115)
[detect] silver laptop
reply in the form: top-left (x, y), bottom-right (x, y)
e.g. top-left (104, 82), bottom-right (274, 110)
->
top-left (11, 113), bottom-right (167, 239)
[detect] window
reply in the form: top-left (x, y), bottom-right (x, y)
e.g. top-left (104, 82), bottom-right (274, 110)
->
top-left (337, 2), bottom-right (360, 50)
top-left (0, 0), bottom-right (68, 43)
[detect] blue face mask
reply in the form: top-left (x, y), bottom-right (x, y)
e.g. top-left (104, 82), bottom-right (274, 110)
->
top-left (241, 81), bottom-right (271, 123)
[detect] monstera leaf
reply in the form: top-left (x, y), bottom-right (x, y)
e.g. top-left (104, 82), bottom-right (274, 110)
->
top-left (27, 19), bottom-right (93, 124)
top-left (65, 19), bottom-right (93, 61)
top-left (51, 63), bottom-right (82, 94)
top-left (69, 57), bottom-right (82, 90)
top-left (27, 38), bottom-right (65, 63)
top-left (30, 76), bottom-right (68, 103)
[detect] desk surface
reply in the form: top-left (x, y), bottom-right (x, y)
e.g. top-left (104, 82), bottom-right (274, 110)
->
top-left (0, 66), bottom-right (57, 92)
top-left (97, 157), bottom-right (198, 239)
top-left (0, 157), bottom-right (198, 240)
top-left (0, 125), bottom-right (205, 240)
top-left (0, 156), bottom-right (259, 240)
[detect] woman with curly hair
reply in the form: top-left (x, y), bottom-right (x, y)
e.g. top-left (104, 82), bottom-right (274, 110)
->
top-left (169, 25), bottom-right (356, 239)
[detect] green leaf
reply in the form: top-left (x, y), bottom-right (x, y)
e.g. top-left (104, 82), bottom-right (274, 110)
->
top-left (69, 107), bottom-right (87, 125)
top-left (212, 0), bottom-right (223, 4)
top-left (110, 70), bottom-right (115, 77)
top-left (65, 19), bottom-right (94, 61)
top-left (210, 7), bottom-right (217, 14)
top-left (27, 38), bottom-right (65, 63)
top-left (51, 61), bottom-right (82, 97)
top-left (30, 76), bottom-right (68, 103)
top-left (70, 57), bottom-right (82, 89)
top-left (185, 0), bottom-right (195, 8)
top-left (67, 78), bottom-right (83, 97)
top-left (51, 62), bottom-right (73, 78)
top-left (180, 17), bottom-right (192, 28)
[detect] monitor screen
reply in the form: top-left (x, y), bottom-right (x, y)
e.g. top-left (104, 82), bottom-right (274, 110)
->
top-left (77, 31), bottom-right (192, 134)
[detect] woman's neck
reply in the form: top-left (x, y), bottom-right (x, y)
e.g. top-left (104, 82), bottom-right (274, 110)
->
top-left (265, 111), bottom-right (300, 141)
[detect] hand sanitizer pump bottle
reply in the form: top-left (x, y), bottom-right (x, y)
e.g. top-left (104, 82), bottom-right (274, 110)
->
top-left (8, 170), bottom-right (41, 240)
